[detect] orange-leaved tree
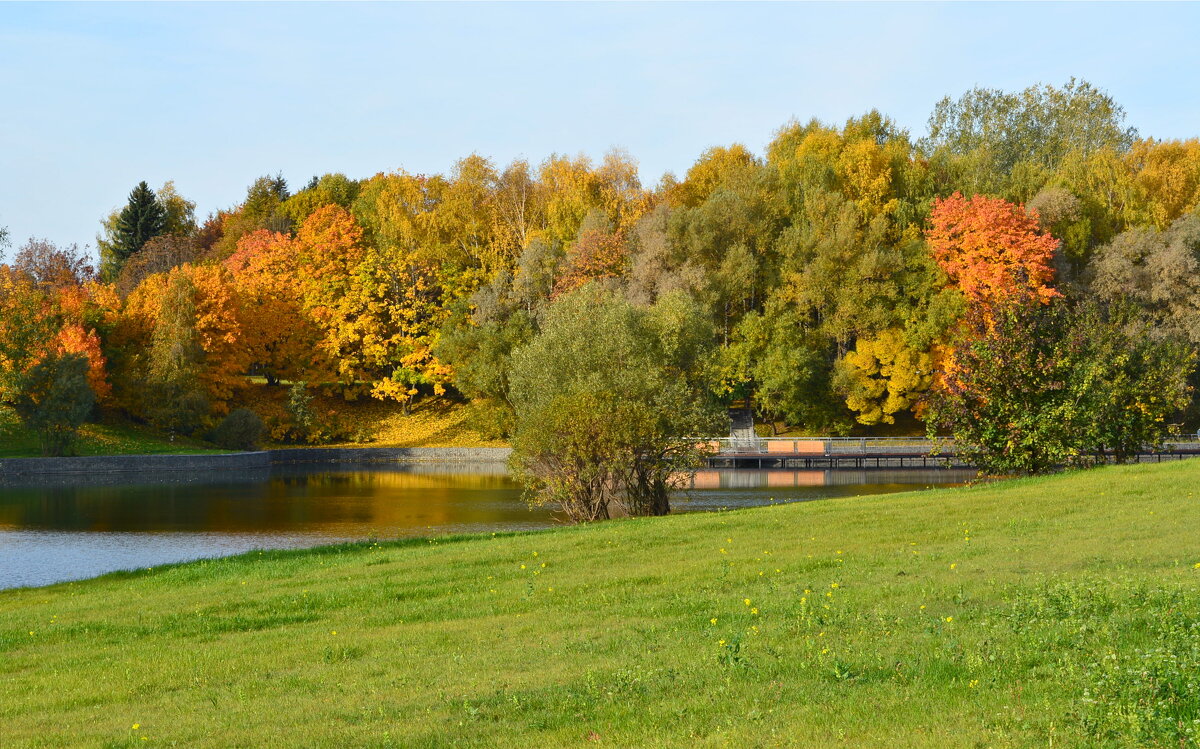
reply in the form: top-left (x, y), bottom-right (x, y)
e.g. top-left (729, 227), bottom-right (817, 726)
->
top-left (225, 229), bottom-right (324, 385)
top-left (926, 192), bottom-right (1060, 307)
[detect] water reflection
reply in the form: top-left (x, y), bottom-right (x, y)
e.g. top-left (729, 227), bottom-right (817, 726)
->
top-left (0, 466), bottom-right (973, 590)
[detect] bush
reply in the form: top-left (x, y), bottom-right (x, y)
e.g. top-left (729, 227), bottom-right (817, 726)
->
top-left (508, 286), bottom-right (723, 521)
top-left (12, 352), bottom-right (95, 456)
top-left (208, 408), bottom-right (264, 451)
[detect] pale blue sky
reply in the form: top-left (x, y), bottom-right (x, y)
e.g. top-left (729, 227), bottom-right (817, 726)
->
top-left (2, 2), bottom-right (1198, 255)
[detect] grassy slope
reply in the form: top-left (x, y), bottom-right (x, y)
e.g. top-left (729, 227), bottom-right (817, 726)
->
top-left (315, 397), bottom-right (506, 449)
top-left (0, 398), bottom-right (501, 458)
top-left (2, 461), bottom-right (1199, 748)
top-left (0, 406), bottom-right (222, 458)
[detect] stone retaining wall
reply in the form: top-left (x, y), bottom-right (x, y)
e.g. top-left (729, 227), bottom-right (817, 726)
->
top-left (0, 446), bottom-right (511, 478)
top-left (268, 447), bottom-right (512, 464)
top-left (0, 451), bottom-right (272, 476)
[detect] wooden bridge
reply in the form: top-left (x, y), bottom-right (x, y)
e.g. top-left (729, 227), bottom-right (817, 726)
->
top-left (701, 437), bottom-right (1200, 470)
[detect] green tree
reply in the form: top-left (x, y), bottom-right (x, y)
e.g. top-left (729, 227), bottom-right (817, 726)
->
top-left (102, 181), bottom-right (167, 279)
top-left (12, 352), bottom-right (95, 456)
top-left (508, 286), bottom-right (723, 521)
top-left (927, 300), bottom-right (1194, 474)
top-left (145, 274), bottom-right (209, 435)
top-left (157, 180), bottom-right (198, 237)
top-left (923, 79), bottom-right (1138, 200)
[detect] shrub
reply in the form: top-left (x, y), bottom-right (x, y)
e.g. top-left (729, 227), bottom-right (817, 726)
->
top-left (12, 352), bottom-right (95, 456)
top-left (208, 408), bottom-right (264, 451)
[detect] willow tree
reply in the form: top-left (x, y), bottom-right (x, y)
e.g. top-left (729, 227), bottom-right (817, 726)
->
top-left (508, 285), bottom-right (722, 522)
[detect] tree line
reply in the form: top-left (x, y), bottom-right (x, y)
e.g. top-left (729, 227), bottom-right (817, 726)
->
top-left (1, 79), bottom-right (1198, 504)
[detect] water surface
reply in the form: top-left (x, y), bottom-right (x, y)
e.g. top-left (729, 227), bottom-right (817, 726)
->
top-left (0, 465), bottom-right (974, 590)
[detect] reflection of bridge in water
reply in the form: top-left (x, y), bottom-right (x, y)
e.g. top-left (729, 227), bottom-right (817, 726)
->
top-left (686, 467), bottom-right (978, 490)
top-left (701, 437), bottom-right (1200, 470)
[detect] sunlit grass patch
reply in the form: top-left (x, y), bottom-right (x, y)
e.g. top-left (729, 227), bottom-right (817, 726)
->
top-left (1, 459), bottom-right (1198, 746)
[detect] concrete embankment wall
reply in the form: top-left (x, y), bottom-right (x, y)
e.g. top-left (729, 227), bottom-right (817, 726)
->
top-left (0, 447), bottom-right (511, 478)
top-left (269, 447), bottom-right (511, 464)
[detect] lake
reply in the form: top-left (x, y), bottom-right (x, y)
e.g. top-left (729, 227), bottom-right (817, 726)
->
top-left (0, 464), bottom-right (975, 590)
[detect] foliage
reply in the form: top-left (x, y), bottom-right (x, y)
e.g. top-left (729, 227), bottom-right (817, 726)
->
top-left (102, 181), bottom-right (167, 279)
top-left (10, 352), bottom-right (95, 456)
top-left (923, 78), bottom-right (1138, 199)
top-left (509, 286), bottom-right (722, 521)
top-left (834, 328), bottom-right (934, 425)
top-left (116, 234), bottom-right (197, 297)
top-left (1087, 212), bottom-right (1200, 346)
top-left (207, 407), bottom-right (264, 451)
top-left (926, 192), bottom-right (1060, 307)
top-left (927, 299), bottom-right (1194, 474)
top-left (142, 273), bottom-right (208, 435)
top-left (9, 238), bottom-right (95, 289)
top-left (65, 80), bottom-right (1200, 447)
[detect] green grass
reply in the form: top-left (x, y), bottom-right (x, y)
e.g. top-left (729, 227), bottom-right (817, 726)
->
top-left (2, 461), bottom-right (1199, 747)
top-left (0, 405), bottom-right (223, 458)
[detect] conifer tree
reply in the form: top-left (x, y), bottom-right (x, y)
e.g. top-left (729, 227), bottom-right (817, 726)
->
top-left (104, 181), bottom-right (166, 278)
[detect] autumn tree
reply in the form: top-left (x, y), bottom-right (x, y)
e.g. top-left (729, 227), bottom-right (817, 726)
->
top-left (224, 229), bottom-right (322, 385)
top-left (926, 192), bottom-right (1060, 307)
top-left (157, 180), bottom-right (198, 237)
top-left (927, 299), bottom-right (1194, 474)
top-left (0, 267), bottom-right (57, 403)
top-left (115, 234), bottom-right (197, 297)
top-left (143, 272), bottom-right (208, 434)
top-left (834, 329), bottom-right (934, 425)
top-left (10, 238), bottom-right (95, 289)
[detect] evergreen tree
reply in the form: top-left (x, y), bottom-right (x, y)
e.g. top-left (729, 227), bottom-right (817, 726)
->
top-left (104, 181), bottom-right (166, 279)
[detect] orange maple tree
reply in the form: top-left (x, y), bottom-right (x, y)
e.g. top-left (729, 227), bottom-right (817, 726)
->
top-left (926, 192), bottom-right (1060, 307)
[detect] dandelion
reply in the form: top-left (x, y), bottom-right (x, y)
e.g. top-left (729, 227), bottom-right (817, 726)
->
top-left (944, 616), bottom-right (953, 623)
top-left (830, 582), bottom-right (839, 589)
top-left (532, 551), bottom-right (538, 557)
top-left (969, 679), bottom-right (979, 688)
top-left (710, 618), bottom-right (717, 625)
top-left (331, 630), bottom-right (337, 635)
top-left (743, 598), bottom-right (751, 606)
top-left (950, 563), bottom-right (957, 570)
top-left (132, 724), bottom-right (140, 731)
top-left (720, 548), bottom-right (727, 554)
top-left (750, 608), bottom-right (759, 615)
top-left (520, 564), bottom-right (526, 570)
top-left (718, 639), bottom-right (726, 646)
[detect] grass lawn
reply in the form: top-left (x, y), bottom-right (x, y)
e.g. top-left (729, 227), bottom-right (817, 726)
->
top-left (2, 460), bottom-right (1199, 747)
top-left (0, 406), bottom-right (223, 458)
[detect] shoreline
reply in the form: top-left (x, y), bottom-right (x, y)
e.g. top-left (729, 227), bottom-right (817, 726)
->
top-left (0, 446), bottom-right (514, 478)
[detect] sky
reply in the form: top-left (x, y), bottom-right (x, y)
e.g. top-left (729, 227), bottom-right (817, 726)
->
top-left (2, 1), bottom-right (1199, 256)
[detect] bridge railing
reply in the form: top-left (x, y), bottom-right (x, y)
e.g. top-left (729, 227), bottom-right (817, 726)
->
top-left (700, 436), bottom-right (1200, 456)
